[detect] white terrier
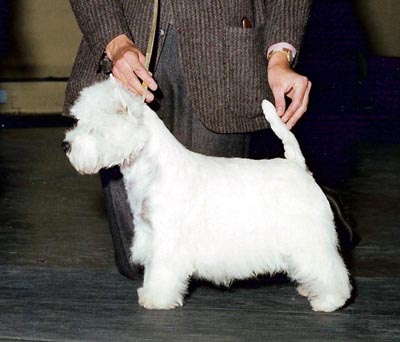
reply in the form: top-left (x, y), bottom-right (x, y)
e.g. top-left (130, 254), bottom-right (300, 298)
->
top-left (63, 77), bottom-right (351, 312)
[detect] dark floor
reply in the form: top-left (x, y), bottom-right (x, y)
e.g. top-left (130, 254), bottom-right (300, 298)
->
top-left (0, 125), bottom-right (399, 341)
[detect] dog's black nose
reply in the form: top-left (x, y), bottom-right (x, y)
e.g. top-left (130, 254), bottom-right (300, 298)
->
top-left (62, 141), bottom-right (71, 154)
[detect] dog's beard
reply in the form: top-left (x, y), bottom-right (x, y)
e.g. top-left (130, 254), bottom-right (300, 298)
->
top-left (67, 152), bottom-right (102, 175)
top-left (65, 134), bottom-right (102, 174)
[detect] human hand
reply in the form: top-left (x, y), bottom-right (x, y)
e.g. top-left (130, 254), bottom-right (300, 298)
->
top-left (267, 52), bottom-right (311, 129)
top-left (106, 34), bottom-right (158, 103)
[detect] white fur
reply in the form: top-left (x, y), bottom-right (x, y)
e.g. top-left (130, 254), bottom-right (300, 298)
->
top-left (64, 77), bottom-right (352, 312)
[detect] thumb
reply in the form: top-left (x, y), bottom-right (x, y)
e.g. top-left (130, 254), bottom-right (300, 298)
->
top-left (272, 87), bottom-right (286, 117)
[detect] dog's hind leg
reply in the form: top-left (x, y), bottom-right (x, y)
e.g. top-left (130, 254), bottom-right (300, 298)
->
top-left (288, 246), bottom-right (351, 312)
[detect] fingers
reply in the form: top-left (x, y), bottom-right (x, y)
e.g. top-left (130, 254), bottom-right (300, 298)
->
top-left (138, 53), bottom-right (146, 66)
top-left (286, 80), bottom-right (312, 130)
top-left (268, 62), bottom-right (311, 128)
top-left (116, 64), bottom-right (155, 103)
top-left (112, 49), bottom-right (158, 103)
top-left (280, 76), bottom-right (311, 129)
top-left (272, 86), bottom-right (286, 117)
top-left (124, 52), bottom-right (157, 90)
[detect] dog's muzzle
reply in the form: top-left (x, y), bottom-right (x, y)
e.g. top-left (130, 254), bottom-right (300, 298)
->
top-left (62, 141), bottom-right (71, 154)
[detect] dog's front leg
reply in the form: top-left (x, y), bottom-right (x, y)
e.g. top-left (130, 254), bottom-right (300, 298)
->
top-left (137, 252), bottom-right (190, 310)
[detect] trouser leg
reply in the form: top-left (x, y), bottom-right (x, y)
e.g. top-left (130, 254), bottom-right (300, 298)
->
top-left (100, 167), bottom-right (139, 279)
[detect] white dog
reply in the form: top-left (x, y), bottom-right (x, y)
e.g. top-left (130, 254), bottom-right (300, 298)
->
top-left (63, 77), bottom-right (351, 312)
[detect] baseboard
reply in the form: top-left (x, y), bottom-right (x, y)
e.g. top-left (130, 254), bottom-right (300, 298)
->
top-left (0, 81), bottom-right (67, 115)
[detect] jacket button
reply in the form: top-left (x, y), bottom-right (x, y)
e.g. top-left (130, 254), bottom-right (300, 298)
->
top-left (241, 17), bottom-right (252, 28)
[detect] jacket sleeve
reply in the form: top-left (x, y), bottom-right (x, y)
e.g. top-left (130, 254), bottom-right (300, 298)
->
top-left (69, 0), bottom-right (133, 64)
top-left (265, 0), bottom-right (312, 54)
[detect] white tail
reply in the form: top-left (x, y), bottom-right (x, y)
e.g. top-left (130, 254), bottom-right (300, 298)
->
top-left (261, 100), bottom-right (307, 170)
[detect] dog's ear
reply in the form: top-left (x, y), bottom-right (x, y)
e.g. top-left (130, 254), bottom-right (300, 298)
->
top-left (109, 75), bottom-right (144, 119)
top-left (114, 84), bottom-right (129, 116)
top-left (107, 75), bottom-right (128, 115)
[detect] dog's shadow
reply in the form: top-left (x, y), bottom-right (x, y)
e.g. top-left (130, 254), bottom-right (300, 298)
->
top-left (187, 273), bottom-right (291, 298)
top-left (186, 272), bottom-right (358, 310)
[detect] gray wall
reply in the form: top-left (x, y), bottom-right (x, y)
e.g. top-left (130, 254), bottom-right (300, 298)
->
top-left (0, 0), bottom-right (81, 114)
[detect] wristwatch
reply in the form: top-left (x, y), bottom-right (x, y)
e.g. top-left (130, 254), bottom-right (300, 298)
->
top-left (267, 47), bottom-right (294, 64)
top-left (267, 42), bottom-right (296, 64)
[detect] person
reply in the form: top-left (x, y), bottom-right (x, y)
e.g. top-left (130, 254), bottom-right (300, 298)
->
top-left (65, 0), bottom-right (313, 279)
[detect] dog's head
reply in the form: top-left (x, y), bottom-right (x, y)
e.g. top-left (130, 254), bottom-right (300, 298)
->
top-left (63, 77), bottom-right (148, 174)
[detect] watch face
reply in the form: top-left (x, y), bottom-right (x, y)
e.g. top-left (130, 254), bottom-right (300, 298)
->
top-left (282, 48), bottom-right (294, 62)
top-left (268, 49), bottom-right (292, 63)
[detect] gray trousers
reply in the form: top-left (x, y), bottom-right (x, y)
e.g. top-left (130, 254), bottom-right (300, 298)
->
top-left (101, 27), bottom-right (250, 279)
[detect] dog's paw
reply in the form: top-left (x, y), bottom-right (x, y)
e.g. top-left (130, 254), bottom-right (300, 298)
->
top-left (296, 285), bottom-right (309, 298)
top-left (137, 287), bottom-right (183, 310)
top-left (310, 294), bottom-right (347, 312)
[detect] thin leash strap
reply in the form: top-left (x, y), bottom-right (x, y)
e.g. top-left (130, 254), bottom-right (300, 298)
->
top-left (141, 0), bottom-right (159, 102)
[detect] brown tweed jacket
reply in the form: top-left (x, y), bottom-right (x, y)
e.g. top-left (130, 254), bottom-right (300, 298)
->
top-left (65, 0), bottom-right (312, 133)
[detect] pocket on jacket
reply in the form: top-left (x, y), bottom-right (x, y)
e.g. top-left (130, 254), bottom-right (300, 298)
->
top-left (224, 26), bottom-right (268, 119)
